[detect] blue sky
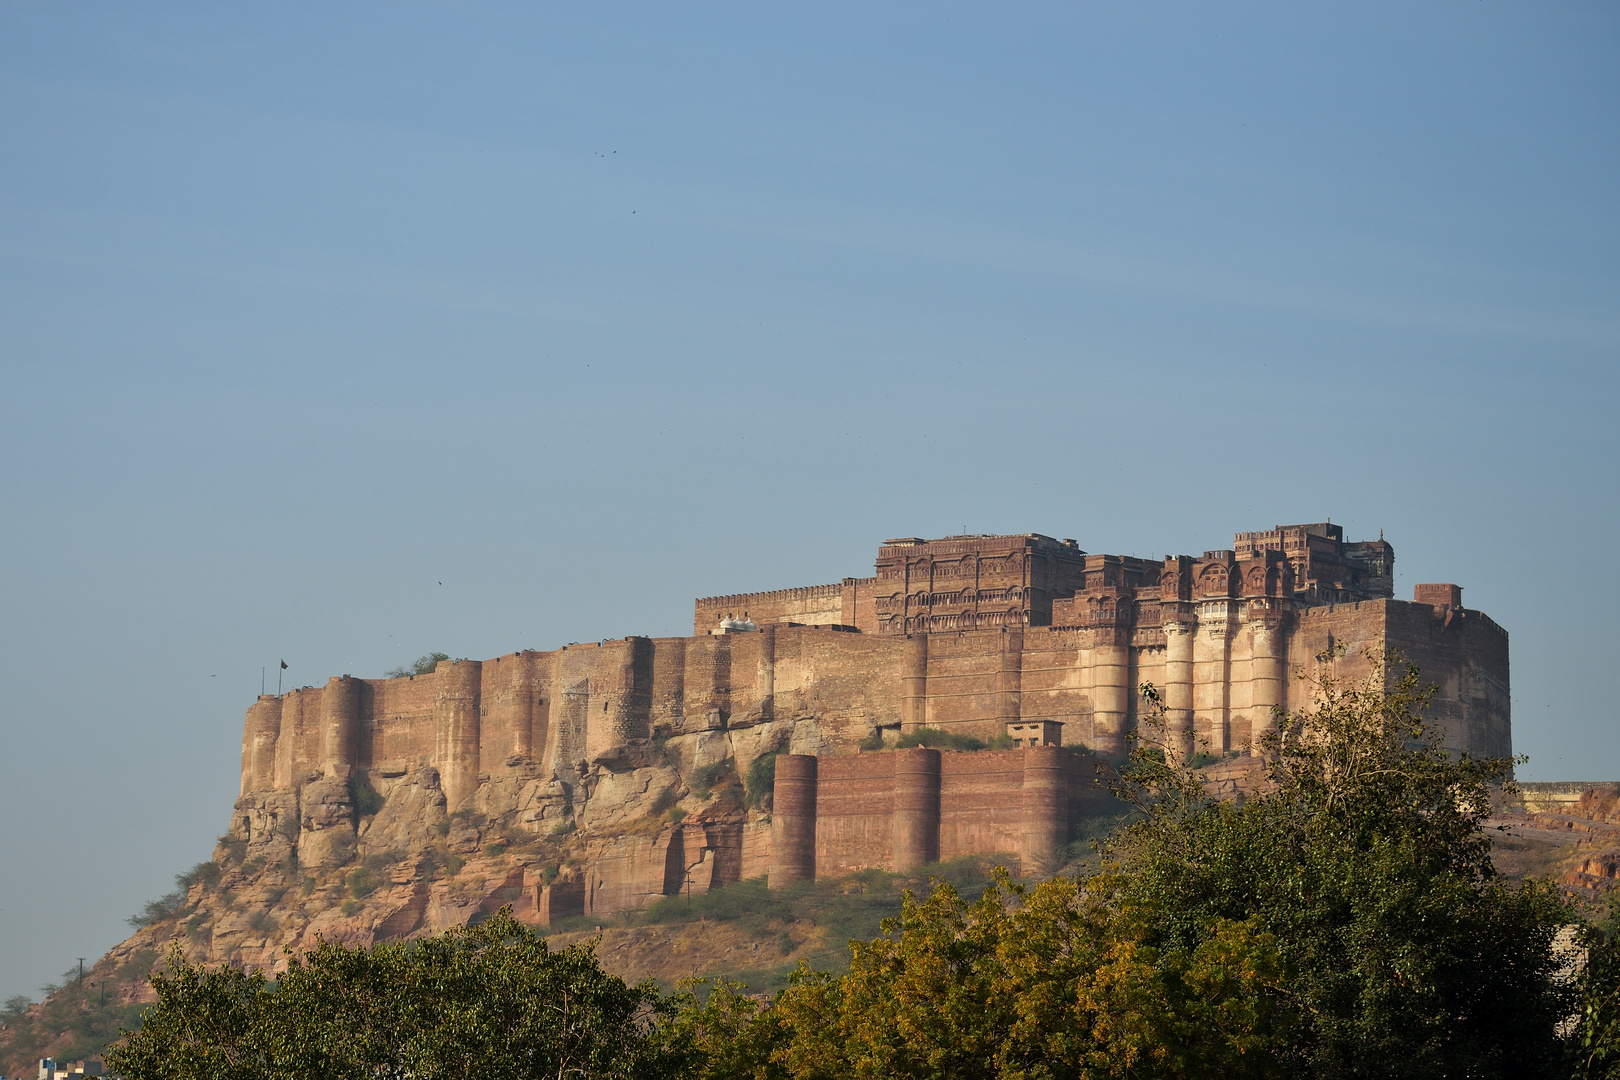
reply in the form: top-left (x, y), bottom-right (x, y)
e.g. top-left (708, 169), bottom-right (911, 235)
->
top-left (1, 3), bottom-right (1616, 1002)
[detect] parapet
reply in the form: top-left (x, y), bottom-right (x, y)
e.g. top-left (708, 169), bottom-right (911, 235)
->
top-left (1414, 583), bottom-right (1463, 609)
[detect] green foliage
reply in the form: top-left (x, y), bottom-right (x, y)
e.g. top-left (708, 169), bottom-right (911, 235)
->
top-left (340, 900), bottom-right (363, 917)
top-left (176, 862), bottom-right (222, 891)
top-left (385, 651), bottom-right (450, 678)
top-left (690, 760), bottom-right (736, 800)
top-left (350, 773), bottom-right (385, 818)
top-left (1573, 897), bottom-right (1620, 1079)
top-left (667, 806), bottom-right (688, 824)
top-left (857, 729), bottom-right (887, 752)
top-left (745, 752), bottom-right (780, 810)
top-left (128, 889), bottom-right (189, 929)
top-left (444, 854), bottom-right (465, 876)
top-left (345, 867), bottom-right (377, 899)
top-left (1107, 651), bottom-right (1577, 1078)
top-left (894, 727), bottom-right (987, 752)
top-left (105, 911), bottom-right (673, 1080)
top-left (651, 786), bottom-right (682, 816)
top-left (549, 820), bottom-right (576, 837)
top-left (757, 872), bottom-right (1290, 1080)
top-left (487, 842), bottom-right (508, 857)
top-left (217, 837), bottom-right (248, 864)
top-left (433, 817), bottom-right (452, 838)
top-left (0, 962), bottom-right (149, 1073)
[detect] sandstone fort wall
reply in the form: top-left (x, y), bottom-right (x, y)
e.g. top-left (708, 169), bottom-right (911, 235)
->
top-left (233, 523), bottom-right (1510, 925)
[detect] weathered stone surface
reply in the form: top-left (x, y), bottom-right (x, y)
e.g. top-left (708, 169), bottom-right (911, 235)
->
top-left (298, 777), bottom-right (357, 868)
top-left (361, 767), bottom-right (447, 855)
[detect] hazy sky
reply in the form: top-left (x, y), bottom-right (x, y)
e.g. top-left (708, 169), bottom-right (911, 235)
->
top-left (2, 3), bottom-right (1616, 1002)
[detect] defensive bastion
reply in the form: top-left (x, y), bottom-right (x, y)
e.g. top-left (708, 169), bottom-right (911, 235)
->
top-left (230, 521), bottom-right (1508, 933)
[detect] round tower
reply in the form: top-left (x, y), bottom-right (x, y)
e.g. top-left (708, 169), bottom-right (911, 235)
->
top-left (892, 746), bottom-right (942, 870)
top-left (242, 696), bottom-right (282, 794)
top-left (769, 754), bottom-right (818, 887)
top-left (322, 675), bottom-right (361, 781)
top-left (1021, 743), bottom-right (1067, 873)
top-left (435, 659), bottom-right (483, 810)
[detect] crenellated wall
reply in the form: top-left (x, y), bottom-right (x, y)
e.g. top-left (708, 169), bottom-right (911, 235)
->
top-left (241, 600), bottom-right (1509, 806)
top-left (232, 524), bottom-right (1509, 925)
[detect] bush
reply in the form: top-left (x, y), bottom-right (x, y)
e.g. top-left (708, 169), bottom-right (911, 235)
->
top-left (351, 774), bottom-right (385, 817)
top-left (444, 854), bottom-right (465, 877)
top-left (486, 843), bottom-right (508, 857)
top-left (128, 889), bottom-right (188, 929)
top-left (667, 807), bottom-right (687, 824)
top-left (385, 652), bottom-right (449, 678)
top-left (744, 752), bottom-right (780, 810)
top-left (176, 862), bottom-right (222, 891)
top-left (550, 820), bottom-right (576, 838)
top-left (347, 867), bottom-right (380, 899)
top-left (340, 899), bottom-right (363, 917)
top-left (650, 786), bottom-right (681, 816)
top-left (690, 760), bottom-right (736, 800)
top-left (895, 727), bottom-right (987, 752)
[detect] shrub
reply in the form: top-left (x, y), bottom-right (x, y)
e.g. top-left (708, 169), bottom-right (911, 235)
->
top-left (385, 652), bottom-right (449, 678)
top-left (346, 867), bottom-right (377, 899)
top-left (246, 909), bottom-right (274, 933)
top-left (549, 820), bottom-right (576, 838)
top-left (667, 807), bottom-right (687, 824)
top-left (487, 843), bottom-right (508, 857)
top-left (434, 817), bottom-right (452, 838)
top-left (301, 876), bottom-right (317, 896)
top-left (444, 854), bottom-right (465, 877)
top-left (340, 899), bottom-right (363, 917)
top-left (128, 889), bottom-right (188, 929)
top-left (858, 728), bottom-right (887, 751)
top-left (217, 837), bottom-right (248, 864)
top-left (650, 786), bottom-right (681, 816)
top-left (351, 774), bottom-right (385, 818)
top-left (895, 727), bottom-right (987, 752)
top-left (745, 752), bottom-right (780, 810)
top-left (176, 862), bottom-right (222, 891)
top-left (690, 759), bottom-right (736, 799)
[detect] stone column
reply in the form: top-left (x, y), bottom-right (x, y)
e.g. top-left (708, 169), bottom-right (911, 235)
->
top-left (243, 696), bottom-right (282, 794)
top-left (1090, 631), bottom-right (1130, 758)
top-left (1248, 611), bottom-right (1285, 751)
top-left (1021, 744), bottom-right (1067, 873)
top-left (756, 625), bottom-right (776, 722)
top-left (322, 675), bottom-right (361, 781)
top-left (769, 754), bottom-right (818, 887)
top-left (999, 628), bottom-right (1023, 731)
top-left (892, 747), bottom-right (942, 870)
top-left (901, 634), bottom-right (928, 732)
top-left (1193, 606), bottom-right (1233, 756)
top-left (435, 660), bottom-right (483, 810)
top-left (274, 689), bottom-right (304, 790)
top-left (1161, 613), bottom-right (1196, 762)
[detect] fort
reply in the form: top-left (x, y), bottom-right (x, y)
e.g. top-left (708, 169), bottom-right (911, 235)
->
top-left (230, 521), bottom-right (1509, 931)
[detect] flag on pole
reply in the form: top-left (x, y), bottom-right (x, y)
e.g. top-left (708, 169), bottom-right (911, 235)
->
top-left (280, 660), bottom-right (288, 669)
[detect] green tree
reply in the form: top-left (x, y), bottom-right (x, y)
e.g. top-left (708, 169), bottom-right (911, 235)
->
top-left (1110, 650), bottom-right (1575, 1078)
top-left (107, 910), bottom-right (675, 1080)
top-left (385, 652), bottom-right (449, 678)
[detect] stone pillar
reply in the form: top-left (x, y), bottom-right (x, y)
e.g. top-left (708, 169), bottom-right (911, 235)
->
top-left (1090, 632), bottom-right (1130, 758)
top-left (487, 654), bottom-right (538, 765)
top-left (756, 625), bottom-right (776, 722)
top-left (1161, 613), bottom-right (1195, 762)
top-left (274, 689), bottom-right (304, 790)
top-left (1193, 606), bottom-right (1233, 756)
top-left (901, 634), bottom-right (928, 732)
top-left (1248, 613), bottom-right (1285, 751)
top-left (999, 628), bottom-right (1023, 729)
top-left (892, 746), bottom-right (942, 870)
top-left (769, 754), bottom-right (818, 887)
top-left (435, 660), bottom-right (483, 810)
top-left (243, 696), bottom-right (282, 794)
top-left (1021, 744), bottom-right (1067, 873)
top-left (322, 675), bottom-right (361, 781)
top-left (601, 637), bottom-right (652, 752)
